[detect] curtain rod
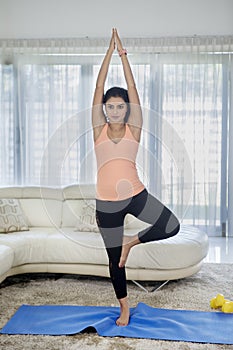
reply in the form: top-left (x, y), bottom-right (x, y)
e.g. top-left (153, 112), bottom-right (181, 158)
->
top-left (0, 35), bottom-right (233, 53)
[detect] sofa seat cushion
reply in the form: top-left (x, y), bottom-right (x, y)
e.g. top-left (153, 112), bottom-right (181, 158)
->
top-left (0, 229), bottom-right (51, 267)
top-left (0, 224), bottom-right (208, 273)
top-left (58, 224), bottom-right (208, 270)
top-left (0, 228), bottom-right (108, 267)
top-left (0, 245), bottom-right (14, 275)
top-left (46, 228), bottom-right (108, 265)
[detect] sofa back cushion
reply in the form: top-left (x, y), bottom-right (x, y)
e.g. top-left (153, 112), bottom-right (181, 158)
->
top-left (62, 199), bottom-right (99, 233)
top-left (0, 186), bottom-right (63, 228)
top-left (20, 199), bottom-right (62, 227)
top-left (62, 199), bottom-right (85, 227)
top-left (62, 199), bottom-right (149, 231)
top-left (0, 185), bottom-right (149, 230)
top-left (61, 185), bottom-right (97, 228)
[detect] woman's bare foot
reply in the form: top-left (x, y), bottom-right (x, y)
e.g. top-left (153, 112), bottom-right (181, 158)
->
top-left (119, 235), bottom-right (140, 268)
top-left (116, 297), bottom-right (130, 326)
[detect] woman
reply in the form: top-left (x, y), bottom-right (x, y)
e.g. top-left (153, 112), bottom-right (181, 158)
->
top-left (92, 28), bottom-right (180, 326)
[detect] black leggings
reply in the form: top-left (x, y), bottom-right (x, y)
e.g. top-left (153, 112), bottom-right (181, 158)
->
top-left (95, 188), bottom-right (180, 299)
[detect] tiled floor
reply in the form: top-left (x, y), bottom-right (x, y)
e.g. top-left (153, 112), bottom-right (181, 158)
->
top-left (205, 237), bottom-right (233, 263)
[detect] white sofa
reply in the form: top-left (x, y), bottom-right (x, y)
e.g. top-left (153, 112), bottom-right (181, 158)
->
top-left (0, 185), bottom-right (209, 286)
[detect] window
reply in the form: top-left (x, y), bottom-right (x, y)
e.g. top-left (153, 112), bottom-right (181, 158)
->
top-left (0, 64), bottom-right (15, 184)
top-left (161, 62), bottom-right (224, 233)
top-left (0, 50), bottom-right (231, 235)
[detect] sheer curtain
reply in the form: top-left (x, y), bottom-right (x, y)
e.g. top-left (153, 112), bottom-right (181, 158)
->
top-left (0, 36), bottom-right (232, 236)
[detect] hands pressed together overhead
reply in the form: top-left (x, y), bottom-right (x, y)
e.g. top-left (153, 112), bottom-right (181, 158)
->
top-left (109, 28), bottom-right (125, 56)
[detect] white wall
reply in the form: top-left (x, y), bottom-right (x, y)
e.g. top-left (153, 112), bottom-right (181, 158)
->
top-left (0, 0), bottom-right (233, 39)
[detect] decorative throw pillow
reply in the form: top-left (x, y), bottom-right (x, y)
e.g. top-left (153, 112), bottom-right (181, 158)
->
top-left (74, 200), bottom-right (99, 233)
top-left (0, 198), bottom-right (29, 233)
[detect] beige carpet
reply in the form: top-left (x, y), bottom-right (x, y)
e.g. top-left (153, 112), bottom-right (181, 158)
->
top-left (0, 263), bottom-right (233, 350)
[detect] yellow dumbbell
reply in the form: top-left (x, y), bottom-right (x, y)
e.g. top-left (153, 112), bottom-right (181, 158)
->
top-left (210, 294), bottom-right (225, 309)
top-left (210, 297), bottom-right (218, 309)
top-left (215, 294), bottom-right (225, 307)
top-left (222, 301), bottom-right (233, 313)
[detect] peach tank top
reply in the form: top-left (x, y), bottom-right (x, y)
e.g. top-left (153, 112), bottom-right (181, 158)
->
top-left (94, 123), bottom-right (145, 201)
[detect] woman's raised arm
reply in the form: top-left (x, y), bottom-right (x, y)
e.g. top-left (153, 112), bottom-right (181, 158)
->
top-left (92, 29), bottom-right (115, 138)
top-left (115, 29), bottom-right (142, 140)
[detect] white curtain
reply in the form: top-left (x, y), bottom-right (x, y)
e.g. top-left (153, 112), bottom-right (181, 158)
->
top-left (0, 36), bottom-right (233, 236)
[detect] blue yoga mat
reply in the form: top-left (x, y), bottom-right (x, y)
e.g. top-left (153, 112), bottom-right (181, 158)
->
top-left (1, 302), bottom-right (233, 344)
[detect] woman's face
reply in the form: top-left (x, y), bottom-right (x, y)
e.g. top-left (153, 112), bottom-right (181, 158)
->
top-left (105, 96), bottom-right (128, 124)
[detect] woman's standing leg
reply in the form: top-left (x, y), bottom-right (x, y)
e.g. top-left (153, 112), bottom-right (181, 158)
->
top-left (96, 200), bottom-right (130, 326)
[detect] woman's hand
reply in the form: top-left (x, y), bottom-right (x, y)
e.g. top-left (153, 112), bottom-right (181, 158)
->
top-left (114, 28), bottom-right (124, 52)
top-left (108, 28), bottom-right (116, 53)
